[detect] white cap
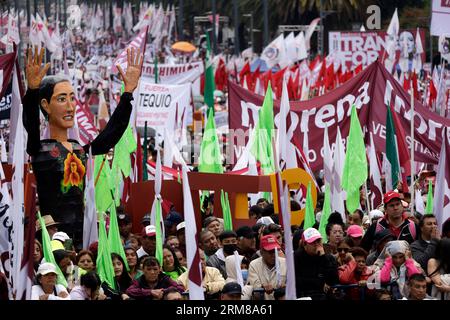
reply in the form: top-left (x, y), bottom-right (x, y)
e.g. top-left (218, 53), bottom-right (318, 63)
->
top-left (52, 231), bottom-right (70, 243)
top-left (256, 216), bottom-right (275, 226)
top-left (176, 221), bottom-right (186, 231)
top-left (36, 262), bottom-right (57, 276)
top-left (369, 209), bottom-right (384, 221)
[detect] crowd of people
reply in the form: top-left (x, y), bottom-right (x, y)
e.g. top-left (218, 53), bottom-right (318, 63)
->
top-left (6, 187), bottom-right (446, 301)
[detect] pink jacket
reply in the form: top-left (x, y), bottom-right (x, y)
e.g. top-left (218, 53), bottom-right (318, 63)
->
top-left (380, 257), bottom-right (420, 283)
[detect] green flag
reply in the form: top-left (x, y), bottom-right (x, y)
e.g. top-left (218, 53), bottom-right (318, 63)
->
top-left (386, 105), bottom-right (400, 189)
top-left (198, 107), bottom-right (223, 173)
top-left (341, 105), bottom-right (368, 214)
top-left (155, 198), bottom-right (163, 266)
top-left (94, 155), bottom-right (114, 212)
top-left (318, 184), bottom-right (332, 242)
top-left (250, 83), bottom-right (275, 174)
top-left (221, 190), bottom-right (233, 231)
top-left (204, 33), bottom-right (215, 110)
top-left (96, 212), bottom-right (116, 290)
top-left (108, 204), bottom-right (129, 271)
top-left (425, 180), bottom-right (434, 214)
top-left (303, 182), bottom-right (316, 229)
top-left (112, 125), bottom-right (137, 179)
top-left (37, 212), bottom-right (68, 287)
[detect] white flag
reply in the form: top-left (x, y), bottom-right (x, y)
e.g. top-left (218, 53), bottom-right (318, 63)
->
top-left (433, 128), bottom-right (450, 232)
top-left (331, 127), bottom-right (346, 219)
top-left (261, 34), bottom-right (286, 69)
top-left (10, 104), bottom-right (25, 299)
top-left (294, 32), bottom-right (308, 61)
top-left (304, 17), bottom-right (320, 51)
top-left (182, 165), bottom-right (204, 300)
top-left (83, 150), bottom-right (98, 249)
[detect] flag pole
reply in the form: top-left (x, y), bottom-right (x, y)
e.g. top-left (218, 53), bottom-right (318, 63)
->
top-left (410, 85), bottom-right (415, 217)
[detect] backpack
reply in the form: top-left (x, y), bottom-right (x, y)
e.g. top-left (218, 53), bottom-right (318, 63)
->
top-left (374, 218), bottom-right (416, 240)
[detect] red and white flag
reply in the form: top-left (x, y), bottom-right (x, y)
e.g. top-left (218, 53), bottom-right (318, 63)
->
top-left (111, 27), bottom-right (148, 75)
top-left (434, 128), bottom-right (450, 232)
top-left (182, 165), bottom-right (204, 300)
top-left (369, 133), bottom-right (383, 210)
top-left (10, 102), bottom-right (25, 299)
top-left (0, 51), bottom-right (16, 100)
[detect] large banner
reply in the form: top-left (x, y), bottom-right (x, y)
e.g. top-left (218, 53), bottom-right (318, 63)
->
top-left (431, 0), bottom-right (450, 36)
top-left (141, 61), bottom-right (204, 84)
top-left (328, 29), bottom-right (426, 71)
top-left (228, 60), bottom-right (450, 172)
top-left (136, 81), bottom-right (192, 137)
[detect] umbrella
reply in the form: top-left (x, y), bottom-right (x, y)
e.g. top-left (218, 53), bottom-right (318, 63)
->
top-left (171, 41), bottom-right (196, 53)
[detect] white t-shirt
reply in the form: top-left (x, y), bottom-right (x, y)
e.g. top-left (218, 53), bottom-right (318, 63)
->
top-left (31, 284), bottom-right (71, 300)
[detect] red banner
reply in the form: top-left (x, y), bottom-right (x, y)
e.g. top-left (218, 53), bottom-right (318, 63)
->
top-left (228, 60), bottom-right (450, 173)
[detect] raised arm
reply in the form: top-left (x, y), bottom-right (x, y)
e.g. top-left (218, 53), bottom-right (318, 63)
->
top-left (22, 47), bottom-right (50, 155)
top-left (89, 48), bottom-right (143, 155)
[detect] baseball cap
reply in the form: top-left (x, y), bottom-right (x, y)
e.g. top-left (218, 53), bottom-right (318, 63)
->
top-left (165, 211), bottom-right (183, 227)
top-left (142, 225), bottom-right (156, 237)
top-left (52, 231), bottom-right (70, 243)
top-left (369, 209), bottom-right (384, 220)
top-left (222, 282), bottom-right (242, 295)
top-left (118, 212), bottom-right (131, 224)
top-left (236, 226), bottom-right (256, 239)
top-left (347, 225), bottom-right (364, 238)
top-left (302, 227), bottom-right (322, 244)
top-left (176, 221), bottom-right (186, 231)
top-left (260, 234), bottom-right (281, 251)
top-left (36, 262), bottom-right (58, 276)
top-left (141, 214), bottom-right (151, 225)
top-left (256, 216), bottom-right (275, 226)
top-left (383, 191), bottom-right (401, 204)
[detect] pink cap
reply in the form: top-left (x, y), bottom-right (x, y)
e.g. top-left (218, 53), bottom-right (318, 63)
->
top-left (347, 225), bottom-right (364, 238)
top-left (302, 228), bottom-right (322, 244)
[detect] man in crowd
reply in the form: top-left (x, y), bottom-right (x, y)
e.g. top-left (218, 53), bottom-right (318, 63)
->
top-left (207, 231), bottom-right (238, 279)
top-left (247, 234), bottom-right (286, 300)
top-left (410, 214), bottom-right (440, 271)
top-left (199, 230), bottom-right (219, 258)
top-left (294, 228), bottom-right (338, 300)
top-left (361, 191), bottom-right (418, 251)
top-left (137, 225), bottom-right (157, 259)
top-left (236, 226), bottom-right (257, 262)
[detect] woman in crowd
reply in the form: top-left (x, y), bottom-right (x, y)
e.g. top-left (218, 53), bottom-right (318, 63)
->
top-left (70, 271), bottom-right (107, 300)
top-left (33, 239), bottom-right (43, 273)
top-left (126, 256), bottom-right (184, 300)
top-left (377, 240), bottom-right (422, 299)
top-left (162, 245), bottom-right (186, 281)
top-left (31, 263), bottom-right (71, 300)
top-left (338, 247), bottom-right (375, 300)
top-left (125, 245), bottom-right (143, 280)
top-left (102, 253), bottom-right (132, 300)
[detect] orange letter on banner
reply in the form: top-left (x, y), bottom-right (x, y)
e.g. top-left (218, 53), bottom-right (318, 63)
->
top-left (270, 168), bottom-right (317, 226)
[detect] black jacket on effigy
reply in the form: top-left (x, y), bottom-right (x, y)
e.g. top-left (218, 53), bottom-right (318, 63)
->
top-left (22, 89), bottom-right (133, 248)
top-left (294, 248), bottom-right (339, 300)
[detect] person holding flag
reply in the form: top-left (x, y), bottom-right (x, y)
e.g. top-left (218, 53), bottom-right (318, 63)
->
top-left (22, 46), bottom-right (143, 249)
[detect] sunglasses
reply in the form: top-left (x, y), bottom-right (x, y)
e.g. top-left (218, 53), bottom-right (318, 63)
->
top-left (337, 248), bottom-right (349, 253)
